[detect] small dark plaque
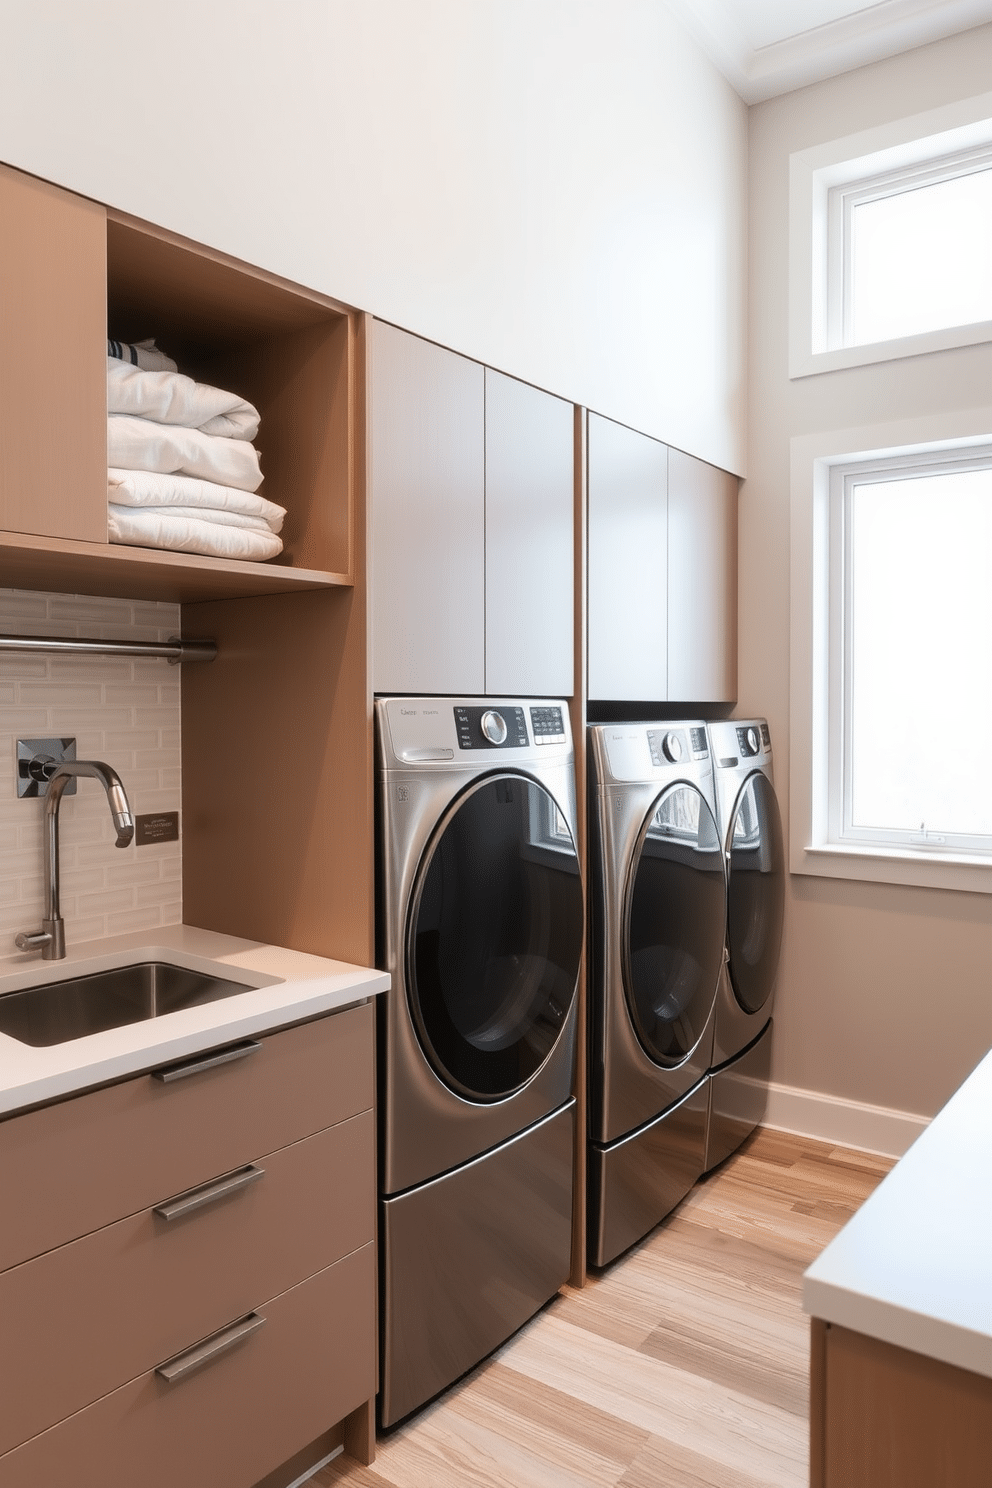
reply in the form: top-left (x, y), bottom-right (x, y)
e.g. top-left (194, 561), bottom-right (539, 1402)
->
top-left (135, 811), bottom-right (180, 846)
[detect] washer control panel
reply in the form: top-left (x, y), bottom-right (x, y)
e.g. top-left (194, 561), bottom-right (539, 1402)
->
top-left (529, 705), bottom-right (567, 744)
top-left (646, 727), bottom-right (709, 767)
top-left (454, 705), bottom-right (529, 750)
top-left (736, 725), bottom-right (762, 758)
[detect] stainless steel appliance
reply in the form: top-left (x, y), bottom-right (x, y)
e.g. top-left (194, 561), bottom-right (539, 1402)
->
top-left (376, 697), bottom-right (583, 1427)
top-left (587, 722), bottom-right (727, 1268)
top-left (703, 718), bottom-right (785, 1171)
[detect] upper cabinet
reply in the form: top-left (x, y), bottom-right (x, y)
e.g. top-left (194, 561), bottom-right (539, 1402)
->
top-left (484, 368), bottom-right (574, 697)
top-left (369, 320), bottom-right (574, 698)
top-left (0, 163), bottom-right (358, 605)
top-left (667, 447), bottom-right (737, 706)
top-left (369, 320), bottom-right (486, 693)
top-left (587, 413), bottom-right (668, 703)
top-left (587, 412), bottom-right (737, 705)
top-left (0, 165), bottom-right (107, 545)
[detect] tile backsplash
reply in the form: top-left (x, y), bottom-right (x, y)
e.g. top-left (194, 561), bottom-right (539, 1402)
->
top-left (1, 589), bottom-right (182, 952)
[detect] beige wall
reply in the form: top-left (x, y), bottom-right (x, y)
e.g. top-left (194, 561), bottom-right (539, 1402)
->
top-left (0, 0), bottom-right (747, 474)
top-left (744, 25), bottom-right (992, 1121)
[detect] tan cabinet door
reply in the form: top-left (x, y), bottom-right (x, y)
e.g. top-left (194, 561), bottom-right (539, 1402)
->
top-left (0, 165), bottom-right (107, 544)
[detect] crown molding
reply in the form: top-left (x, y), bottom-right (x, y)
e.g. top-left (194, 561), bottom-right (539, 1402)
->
top-left (665, 0), bottom-right (992, 104)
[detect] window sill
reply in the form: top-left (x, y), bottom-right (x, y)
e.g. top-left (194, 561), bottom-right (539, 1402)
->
top-left (790, 318), bottom-right (992, 381)
top-left (793, 842), bottom-right (992, 895)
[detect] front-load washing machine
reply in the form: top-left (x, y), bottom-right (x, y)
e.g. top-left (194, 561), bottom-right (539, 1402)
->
top-left (376, 697), bottom-right (584, 1427)
top-left (587, 722), bottom-right (727, 1268)
top-left (703, 718), bottom-right (785, 1172)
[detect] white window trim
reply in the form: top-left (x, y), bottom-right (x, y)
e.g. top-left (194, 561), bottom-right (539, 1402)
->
top-left (789, 91), bottom-right (992, 381)
top-left (790, 408), bottom-right (992, 895)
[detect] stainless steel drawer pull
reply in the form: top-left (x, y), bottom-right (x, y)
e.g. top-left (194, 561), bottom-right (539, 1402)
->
top-left (152, 1038), bottom-right (262, 1083)
top-left (156, 1313), bottom-right (266, 1384)
top-left (153, 1164), bottom-right (265, 1222)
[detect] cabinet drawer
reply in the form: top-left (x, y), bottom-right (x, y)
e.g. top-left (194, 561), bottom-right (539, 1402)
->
top-left (0, 1242), bottom-right (376, 1488)
top-left (0, 1001), bottom-right (373, 1273)
top-left (0, 1110), bottom-right (373, 1456)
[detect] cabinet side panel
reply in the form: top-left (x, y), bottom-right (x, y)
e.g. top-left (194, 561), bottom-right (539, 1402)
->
top-left (0, 165), bottom-right (107, 543)
top-left (587, 414), bottom-right (668, 702)
top-left (484, 369), bottom-right (574, 696)
top-left (667, 447), bottom-right (738, 704)
top-left (182, 585), bottom-right (373, 965)
top-left (369, 319), bottom-right (485, 694)
top-left (823, 1324), bottom-right (992, 1488)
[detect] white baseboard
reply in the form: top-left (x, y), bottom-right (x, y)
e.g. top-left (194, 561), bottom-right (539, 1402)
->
top-left (763, 1081), bottom-right (930, 1159)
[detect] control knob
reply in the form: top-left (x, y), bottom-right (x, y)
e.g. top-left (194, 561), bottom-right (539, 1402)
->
top-left (481, 710), bottom-right (508, 746)
top-left (746, 727), bottom-right (759, 754)
top-left (663, 731), bottom-right (682, 763)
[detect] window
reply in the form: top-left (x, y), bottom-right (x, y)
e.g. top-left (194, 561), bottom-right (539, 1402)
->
top-left (790, 413), bottom-right (992, 895)
top-left (829, 149), bottom-right (992, 349)
top-left (789, 90), bottom-right (992, 378)
top-left (828, 452), bottom-right (992, 856)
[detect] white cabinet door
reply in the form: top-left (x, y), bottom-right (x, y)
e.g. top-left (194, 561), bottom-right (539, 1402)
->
top-left (587, 413), bottom-right (668, 702)
top-left (667, 448), bottom-right (737, 704)
top-left (485, 370), bottom-right (574, 697)
top-left (370, 321), bottom-right (485, 694)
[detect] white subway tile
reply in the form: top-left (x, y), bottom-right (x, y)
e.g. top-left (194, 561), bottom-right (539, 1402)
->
top-left (106, 905), bottom-right (168, 936)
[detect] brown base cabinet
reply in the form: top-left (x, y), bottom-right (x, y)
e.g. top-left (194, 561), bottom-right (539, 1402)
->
top-left (0, 1004), bottom-right (377, 1484)
top-left (810, 1319), bottom-right (992, 1488)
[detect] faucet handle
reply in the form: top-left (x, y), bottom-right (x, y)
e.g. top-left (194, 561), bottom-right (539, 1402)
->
top-left (15, 929), bottom-right (53, 952)
top-left (15, 917), bottom-right (65, 959)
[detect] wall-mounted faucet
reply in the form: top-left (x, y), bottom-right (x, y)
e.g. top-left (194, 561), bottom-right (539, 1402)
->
top-left (15, 761), bottom-right (135, 961)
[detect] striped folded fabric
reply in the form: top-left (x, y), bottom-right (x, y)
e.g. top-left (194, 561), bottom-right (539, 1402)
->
top-left (107, 338), bottom-right (178, 373)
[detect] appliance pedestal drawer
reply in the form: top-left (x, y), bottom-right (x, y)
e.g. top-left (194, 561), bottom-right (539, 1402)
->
top-left (0, 1241), bottom-right (376, 1487)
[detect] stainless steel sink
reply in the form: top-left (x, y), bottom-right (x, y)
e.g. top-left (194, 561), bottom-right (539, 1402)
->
top-left (0, 962), bottom-right (255, 1047)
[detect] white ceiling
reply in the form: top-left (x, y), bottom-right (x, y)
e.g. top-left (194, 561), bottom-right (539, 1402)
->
top-left (665, 0), bottom-right (992, 102)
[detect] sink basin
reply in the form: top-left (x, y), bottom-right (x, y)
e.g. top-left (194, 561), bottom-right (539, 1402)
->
top-left (0, 962), bottom-right (256, 1047)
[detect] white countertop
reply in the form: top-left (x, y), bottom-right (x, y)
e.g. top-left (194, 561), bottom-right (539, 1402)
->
top-left (0, 923), bottom-right (389, 1117)
top-left (803, 1045), bottom-right (992, 1380)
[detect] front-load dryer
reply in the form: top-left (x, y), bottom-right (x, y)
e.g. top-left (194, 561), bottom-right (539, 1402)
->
top-left (376, 697), bottom-right (584, 1427)
top-left (703, 718), bottom-right (785, 1172)
top-left (587, 722), bottom-right (727, 1268)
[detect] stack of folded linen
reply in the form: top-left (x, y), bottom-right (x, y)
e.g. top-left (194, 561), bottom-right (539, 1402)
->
top-left (106, 343), bottom-right (286, 561)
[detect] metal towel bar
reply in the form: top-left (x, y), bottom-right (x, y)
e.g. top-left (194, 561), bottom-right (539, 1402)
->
top-left (0, 633), bottom-right (216, 663)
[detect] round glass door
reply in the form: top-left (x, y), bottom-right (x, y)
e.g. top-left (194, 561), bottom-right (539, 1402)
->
top-left (407, 773), bottom-right (583, 1101)
top-left (727, 772), bottom-right (785, 1015)
top-left (623, 783), bottom-right (726, 1067)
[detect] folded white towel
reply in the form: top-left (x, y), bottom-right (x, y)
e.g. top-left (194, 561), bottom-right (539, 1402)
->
top-left (108, 415), bottom-right (263, 493)
top-left (107, 468), bottom-right (284, 531)
top-left (108, 505), bottom-right (283, 561)
top-left (107, 358), bottom-right (260, 441)
top-left (108, 338), bottom-right (178, 373)
top-left (123, 504), bottom-right (275, 534)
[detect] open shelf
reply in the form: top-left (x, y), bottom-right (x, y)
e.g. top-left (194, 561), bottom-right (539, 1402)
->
top-left (0, 529), bottom-right (349, 604)
top-left (106, 212), bottom-right (357, 589)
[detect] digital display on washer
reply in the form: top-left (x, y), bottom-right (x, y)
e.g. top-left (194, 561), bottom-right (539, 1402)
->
top-left (453, 706), bottom-right (529, 749)
top-left (529, 705), bottom-right (566, 743)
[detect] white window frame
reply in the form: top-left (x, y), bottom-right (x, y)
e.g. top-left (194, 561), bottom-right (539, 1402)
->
top-left (790, 409), bottom-right (992, 895)
top-left (790, 91), bottom-right (992, 380)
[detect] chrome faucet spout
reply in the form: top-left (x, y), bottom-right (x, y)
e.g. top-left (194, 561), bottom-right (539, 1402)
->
top-left (15, 760), bottom-right (135, 961)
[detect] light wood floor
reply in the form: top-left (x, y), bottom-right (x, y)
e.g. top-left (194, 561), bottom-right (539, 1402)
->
top-left (321, 1129), bottom-right (893, 1488)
